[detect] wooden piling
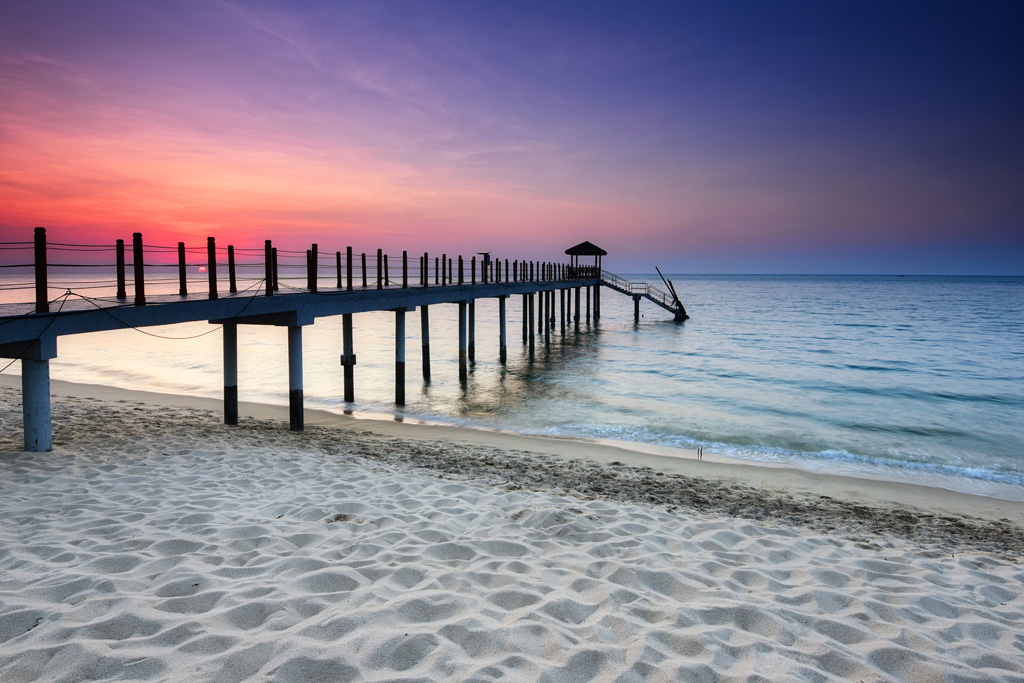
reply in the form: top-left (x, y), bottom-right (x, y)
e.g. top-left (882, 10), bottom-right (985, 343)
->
top-left (272, 247), bottom-right (279, 291)
top-left (458, 256), bottom-right (464, 285)
top-left (229, 245), bottom-right (237, 293)
top-left (223, 322), bottom-right (238, 425)
top-left (574, 287), bottom-right (581, 327)
top-left (341, 314), bottom-right (355, 402)
top-left (402, 251), bottom-right (408, 289)
top-left (594, 283), bottom-right (601, 321)
top-left (377, 249), bottom-right (383, 289)
top-left (361, 253), bottom-right (368, 288)
top-left (420, 305), bottom-right (431, 380)
top-left (441, 254), bottom-right (446, 285)
top-left (133, 232), bottom-right (146, 306)
top-left (288, 325), bottom-right (304, 431)
top-left (423, 252), bottom-right (429, 287)
top-left (395, 308), bottom-right (406, 405)
top-left (586, 286), bottom-right (591, 324)
top-left (471, 256), bottom-right (476, 285)
top-left (116, 239), bottom-right (127, 300)
top-left (178, 242), bottom-right (187, 296)
top-left (633, 294), bottom-right (640, 322)
top-left (336, 251), bottom-right (342, 289)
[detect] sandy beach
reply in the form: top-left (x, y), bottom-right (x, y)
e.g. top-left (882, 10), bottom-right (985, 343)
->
top-left (1, 376), bottom-right (1023, 681)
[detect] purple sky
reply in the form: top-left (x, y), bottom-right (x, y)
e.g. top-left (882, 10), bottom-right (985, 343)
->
top-left (1, 0), bottom-right (1022, 273)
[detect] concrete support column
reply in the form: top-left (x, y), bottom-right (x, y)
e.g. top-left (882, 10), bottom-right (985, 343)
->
top-left (634, 295), bottom-right (641, 322)
top-left (420, 305), bottom-right (431, 381)
top-left (468, 300), bottom-right (476, 363)
top-left (458, 301), bottom-right (468, 382)
top-left (395, 308), bottom-right (406, 405)
top-left (544, 291), bottom-right (551, 344)
top-left (537, 288), bottom-right (545, 335)
top-left (586, 286), bottom-right (591, 324)
top-left (288, 326), bottom-right (304, 431)
top-left (341, 314), bottom-right (356, 403)
top-left (574, 287), bottom-right (581, 327)
top-left (522, 294), bottom-right (528, 344)
top-left (527, 293), bottom-right (535, 354)
top-left (22, 359), bottom-right (51, 451)
top-left (223, 322), bottom-right (238, 425)
top-left (499, 296), bottom-right (507, 363)
top-left (595, 284), bottom-right (601, 321)
top-left (560, 289), bottom-right (566, 335)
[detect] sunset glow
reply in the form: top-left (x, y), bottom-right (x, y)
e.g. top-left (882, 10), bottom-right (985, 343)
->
top-left (1, 1), bottom-right (1021, 273)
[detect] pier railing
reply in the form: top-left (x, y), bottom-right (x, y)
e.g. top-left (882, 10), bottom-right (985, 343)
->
top-left (1, 228), bottom-right (596, 317)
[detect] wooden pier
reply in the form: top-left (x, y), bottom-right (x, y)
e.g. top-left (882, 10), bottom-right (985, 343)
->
top-left (0, 229), bottom-right (686, 451)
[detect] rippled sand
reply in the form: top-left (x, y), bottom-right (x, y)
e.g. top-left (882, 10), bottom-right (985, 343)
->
top-left (1, 386), bottom-right (1023, 681)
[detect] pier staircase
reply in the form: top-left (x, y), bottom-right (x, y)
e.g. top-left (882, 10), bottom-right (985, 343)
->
top-left (600, 270), bottom-right (689, 321)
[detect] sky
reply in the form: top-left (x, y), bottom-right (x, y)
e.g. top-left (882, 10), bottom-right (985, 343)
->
top-left (1, 0), bottom-right (1022, 274)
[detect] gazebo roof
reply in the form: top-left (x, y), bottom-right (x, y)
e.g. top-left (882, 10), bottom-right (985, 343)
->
top-left (564, 241), bottom-right (608, 256)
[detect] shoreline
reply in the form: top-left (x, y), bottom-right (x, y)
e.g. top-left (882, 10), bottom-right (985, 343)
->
top-left (2, 376), bottom-right (1024, 680)
top-left (2, 373), bottom-right (1023, 541)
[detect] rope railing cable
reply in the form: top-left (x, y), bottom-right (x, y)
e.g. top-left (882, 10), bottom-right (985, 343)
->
top-left (0, 291), bottom-right (72, 374)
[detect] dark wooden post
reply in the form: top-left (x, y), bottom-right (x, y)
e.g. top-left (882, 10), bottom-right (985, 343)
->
top-left (468, 300), bottom-right (476, 362)
top-left (560, 289), bottom-right (566, 335)
top-left (178, 242), bottom-right (187, 295)
top-left (527, 293), bottom-right (535, 354)
top-left (116, 238), bottom-right (127, 299)
top-left (441, 254), bottom-right (447, 285)
top-left (402, 251), bottom-right (408, 289)
top-left (336, 251), bottom-right (342, 289)
top-left (595, 284), bottom-right (601, 321)
top-left (423, 252), bottom-right (429, 287)
top-left (435, 256), bottom-right (440, 285)
top-left (264, 240), bottom-right (273, 296)
top-left (207, 236), bottom-right (218, 300)
top-left (377, 249), bottom-right (383, 289)
top-left (458, 256), bottom-right (464, 285)
top-left (33, 227), bottom-right (47, 314)
top-left (513, 260), bottom-right (518, 283)
top-left (347, 247), bottom-right (353, 291)
top-left (633, 294), bottom-right (640, 322)
top-left (384, 253), bottom-right (390, 286)
top-left (272, 247), bottom-right (279, 291)
top-left (361, 252), bottom-right (368, 288)
top-left (132, 232), bottom-right (146, 306)
top-left (471, 256), bottom-right (476, 285)
top-left (448, 256), bottom-right (453, 284)
top-left (310, 243), bottom-right (318, 293)
top-left (228, 245), bottom-right (237, 293)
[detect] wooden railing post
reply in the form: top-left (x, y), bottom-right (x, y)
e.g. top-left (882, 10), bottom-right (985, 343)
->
top-left (458, 255), bottom-right (464, 285)
top-left (132, 232), bottom-right (146, 306)
top-left (361, 252), bottom-right (367, 288)
top-left (402, 251), bottom-right (408, 289)
top-left (346, 247), bottom-right (353, 291)
top-left (207, 236), bottom-right (218, 300)
top-left (178, 242), bottom-right (187, 295)
top-left (264, 240), bottom-right (273, 296)
top-left (471, 256), bottom-right (476, 285)
top-left (116, 239), bottom-right (127, 299)
top-left (272, 247), bottom-right (279, 291)
top-left (335, 251), bottom-right (342, 289)
top-left (377, 249), bottom-right (383, 289)
top-left (228, 245), bottom-right (237, 293)
top-left (33, 227), bottom-right (47, 313)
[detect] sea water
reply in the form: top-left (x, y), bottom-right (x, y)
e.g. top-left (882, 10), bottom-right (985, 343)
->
top-left (2, 273), bottom-right (1022, 499)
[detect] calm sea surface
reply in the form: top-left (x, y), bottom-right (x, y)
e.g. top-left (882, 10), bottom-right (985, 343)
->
top-left (3, 274), bottom-right (1023, 499)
